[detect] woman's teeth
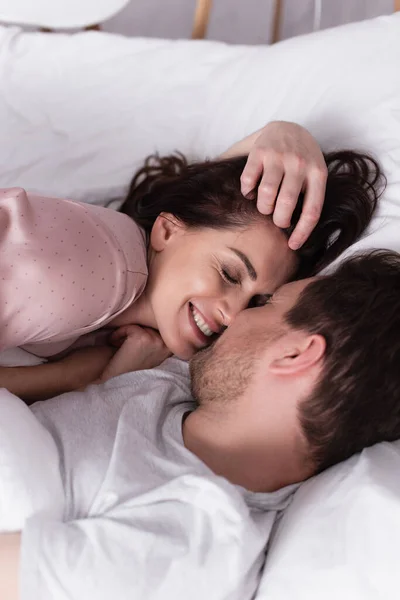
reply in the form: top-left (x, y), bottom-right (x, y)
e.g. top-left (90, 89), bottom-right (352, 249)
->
top-left (190, 305), bottom-right (213, 337)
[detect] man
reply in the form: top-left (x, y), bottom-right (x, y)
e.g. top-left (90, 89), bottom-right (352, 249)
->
top-left (1, 250), bottom-right (400, 600)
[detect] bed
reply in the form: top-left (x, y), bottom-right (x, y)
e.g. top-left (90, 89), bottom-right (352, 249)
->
top-left (0, 9), bottom-right (400, 600)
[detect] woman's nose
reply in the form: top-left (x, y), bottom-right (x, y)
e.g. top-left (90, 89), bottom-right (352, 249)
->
top-left (218, 294), bottom-right (249, 328)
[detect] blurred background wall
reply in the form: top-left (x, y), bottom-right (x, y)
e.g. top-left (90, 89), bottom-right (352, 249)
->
top-left (103, 0), bottom-right (394, 44)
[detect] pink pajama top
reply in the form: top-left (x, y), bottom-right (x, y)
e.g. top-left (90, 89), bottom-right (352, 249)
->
top-left (0, 188), bottom-right (148, 357)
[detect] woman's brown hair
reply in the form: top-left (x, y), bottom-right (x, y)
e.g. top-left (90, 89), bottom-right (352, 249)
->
top-left (120, 151), bottom-right (384, 276)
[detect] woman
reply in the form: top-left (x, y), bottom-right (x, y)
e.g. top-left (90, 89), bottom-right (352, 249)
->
top-left (0, 122), bottom-right (383, 400)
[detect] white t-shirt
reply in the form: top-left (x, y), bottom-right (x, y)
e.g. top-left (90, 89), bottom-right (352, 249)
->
top-left (20, 358), bottom-right (298, 600)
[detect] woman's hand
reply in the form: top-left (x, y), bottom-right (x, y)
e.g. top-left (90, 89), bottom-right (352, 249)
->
top-left (222, 121), bottom-right (328, 249)
top-left (100, 325), bottom-right (171, 382)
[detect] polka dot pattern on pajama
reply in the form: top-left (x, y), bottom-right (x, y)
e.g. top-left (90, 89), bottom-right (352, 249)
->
top-left (0, 188), bottom-right (148, 357)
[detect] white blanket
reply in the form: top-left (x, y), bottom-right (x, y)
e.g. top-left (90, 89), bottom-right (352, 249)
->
top-left (1, 12), bottom-right (400, 599)
top-left (0, 387), bottom-right (63, 531)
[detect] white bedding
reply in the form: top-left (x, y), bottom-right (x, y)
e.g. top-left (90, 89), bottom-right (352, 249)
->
top-left (0, 12), bottom-right (400, 599)
top-left (0, 0), bottom-right (130, 29)
top-left (259, 441), bottom-right (400, 600)
top-left (0, 387), bottom-right (63, 532)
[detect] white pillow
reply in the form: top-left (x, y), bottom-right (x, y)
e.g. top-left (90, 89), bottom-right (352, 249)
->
top-left (0, 15), bottom-right (399, 230)
top-left (0, 389), bottom-right (64, 532)
top-left (258, 442), bottom-right (400, 600)
top-left (0, 0), bottom-right (130, 29)
top-left (0, 348), bottom-right (45, 367)
top-left (0, 14), bottom-right (400, 593)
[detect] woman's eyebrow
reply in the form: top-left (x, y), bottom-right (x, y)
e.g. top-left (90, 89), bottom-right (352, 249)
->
top-left (228, 248), bottom-right (257, 281)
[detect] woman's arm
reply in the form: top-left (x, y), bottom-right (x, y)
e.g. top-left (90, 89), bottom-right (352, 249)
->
top-left (0, 346), bottom-right (115, 404)
top-left (0, 328), bottom-right (170, 403)
top-left (0, 532), bottom-right (20, 600)
top-left (220, 121), bottom-right (328, 249)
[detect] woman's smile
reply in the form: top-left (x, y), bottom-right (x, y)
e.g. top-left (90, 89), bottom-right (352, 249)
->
top-left (187, 302), bottom-right (218, 349)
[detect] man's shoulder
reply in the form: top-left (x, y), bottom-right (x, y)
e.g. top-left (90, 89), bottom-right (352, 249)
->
top-left (98, 357), bottom-right (194, 438)
top-left (106, 357), bottom-right (191, 400)
top-left (156, 357), bottom-right (191, 387)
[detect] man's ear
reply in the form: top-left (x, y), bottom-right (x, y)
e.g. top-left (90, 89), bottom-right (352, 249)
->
top-left (150, 212), bottom-right (183, 252)
top-left (269, 334), bottom-right (326, 376)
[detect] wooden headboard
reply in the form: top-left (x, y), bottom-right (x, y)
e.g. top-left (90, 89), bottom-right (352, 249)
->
top-left (191, 0), bottom-right (282, 43)
top-left (6, 0), bottom-right (400, 39)
top-left (192, 0), bottom-right (400, 44)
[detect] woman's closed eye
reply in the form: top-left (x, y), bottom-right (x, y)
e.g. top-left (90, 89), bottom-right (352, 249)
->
top-left (220, 267), bottom-right (241, 286)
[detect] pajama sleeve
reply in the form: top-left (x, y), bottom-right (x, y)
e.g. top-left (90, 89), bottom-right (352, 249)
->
top-left (20, 476), bottom-right (274, 600)
top-left (0, 188), bottom-right (147, 355)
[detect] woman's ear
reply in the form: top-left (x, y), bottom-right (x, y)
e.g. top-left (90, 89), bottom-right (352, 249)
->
top-left (150, 213), bottom-right (183, 252)
top-left (269, 334), bottom-right (326, 376)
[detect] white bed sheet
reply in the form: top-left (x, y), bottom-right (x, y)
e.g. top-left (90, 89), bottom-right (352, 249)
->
top-left (0, 13), bottom-right (400, 599)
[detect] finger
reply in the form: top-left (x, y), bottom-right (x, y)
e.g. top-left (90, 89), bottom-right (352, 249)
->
top-left (109, 335), bottom-right (125, 348)
top-left (256, 164), bottom-right (285, 215)
top-left (109, 326), bottom-right (132, 347)
top-left (141, 326), bottom-right (162, 338)
top-left (288, 168), bottom-right (327, 250)
top-left (157, 346), bottom-right (172, 360)
top-left (272, 171), bottom-right (305, 229)
top-left (139, 327), bottom-right (166, 348)
top-left (240, 152), bottom-right (264, 197)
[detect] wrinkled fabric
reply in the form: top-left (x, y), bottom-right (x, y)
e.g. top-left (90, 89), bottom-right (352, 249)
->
top-left (14, 358), bottom-right (298, 600)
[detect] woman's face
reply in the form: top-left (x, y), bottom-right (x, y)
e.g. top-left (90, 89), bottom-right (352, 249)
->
top-left (146, 214), bottom-right (297, 360)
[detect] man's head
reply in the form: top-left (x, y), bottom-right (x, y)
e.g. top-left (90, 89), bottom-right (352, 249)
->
top-left (190, 250), bottom-right (400, 484)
